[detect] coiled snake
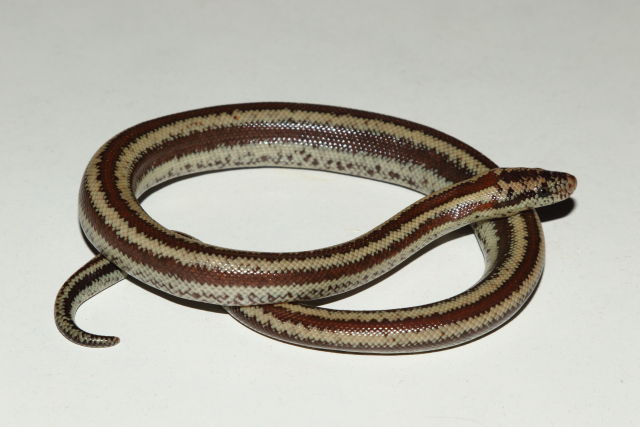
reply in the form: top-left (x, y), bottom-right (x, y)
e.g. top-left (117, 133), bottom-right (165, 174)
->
top-left (54, 103), bottom-right (576, 353)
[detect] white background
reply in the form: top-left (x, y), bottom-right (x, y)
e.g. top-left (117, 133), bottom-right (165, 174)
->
top-left (2, 1), bottom-right (638, 426)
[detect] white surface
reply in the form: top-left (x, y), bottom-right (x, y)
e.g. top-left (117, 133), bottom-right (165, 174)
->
top-left (1, 1), bottom-right (638, 426)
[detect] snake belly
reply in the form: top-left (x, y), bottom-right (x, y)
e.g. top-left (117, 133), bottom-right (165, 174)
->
top-left (55, 102), bottom-right (568, 353)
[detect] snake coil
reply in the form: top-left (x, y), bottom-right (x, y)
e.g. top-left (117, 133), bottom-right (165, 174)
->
top-left (55, 103), bottom-right (575, 353)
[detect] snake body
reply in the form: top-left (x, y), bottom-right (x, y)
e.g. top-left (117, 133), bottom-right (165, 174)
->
top-left (55, 103), bottom-right (575, 353)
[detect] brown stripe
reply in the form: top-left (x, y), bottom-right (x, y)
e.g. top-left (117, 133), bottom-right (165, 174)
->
top-left (238, 212), bottom-right (541, 349)
top-left (80, 173), bottom-right (502, 293)
top-left (126, 123), bottom-right (476, 188)
top-left (57, 258), bottom-right (120, 312)
top-left (101, 116), bottom-right (485, 257)
top-left (104, 102), bottom-right (496, 170)
top-left (89, 103), bottom-right (493, 261)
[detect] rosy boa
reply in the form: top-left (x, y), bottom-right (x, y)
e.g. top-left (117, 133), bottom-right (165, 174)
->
top-left (55, 103), bottom-right (576, 353)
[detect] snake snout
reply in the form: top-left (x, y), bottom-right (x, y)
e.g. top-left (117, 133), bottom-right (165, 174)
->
top-left (541, 170), bottom-right (577, 201)
top-left (564, 173), bottom-right (577, 196)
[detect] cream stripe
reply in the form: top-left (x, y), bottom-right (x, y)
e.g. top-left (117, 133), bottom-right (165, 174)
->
top-left (68, 270), bottom-right (125, 316)
top-left (133, 145), bottom-right (448, 198)
top-left (86, 166), bottom-right (495, 274)
top-left (237, 215), bottom-right (537, 321)
top-left (65, 257), bottom-right (111, 286)
top-left (80, 202), bottom-right (508, 305)
top-left (233, 251), bottom-right (542, 350)
top-left (85, 108), bottom-right (489, 271)
top-left (114, 108), bottom-right (488, 177)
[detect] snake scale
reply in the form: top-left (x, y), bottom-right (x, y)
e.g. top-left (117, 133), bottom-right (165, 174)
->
top-left (54, 103), bottom-right (576, 353)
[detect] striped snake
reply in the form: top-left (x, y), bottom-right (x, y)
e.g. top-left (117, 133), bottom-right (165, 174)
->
top-left (54, 103), bottom-right (576, 353)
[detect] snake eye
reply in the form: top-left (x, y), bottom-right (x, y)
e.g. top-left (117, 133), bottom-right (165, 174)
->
top-left (536, 185), bottom-right (551, 198)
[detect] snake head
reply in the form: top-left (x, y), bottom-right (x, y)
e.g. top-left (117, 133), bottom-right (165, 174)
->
top-left (488, 167), bottom-right (577, 211)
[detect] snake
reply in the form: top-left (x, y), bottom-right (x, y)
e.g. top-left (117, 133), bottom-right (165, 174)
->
top-left (54, 102), bottom-right (576, 353)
